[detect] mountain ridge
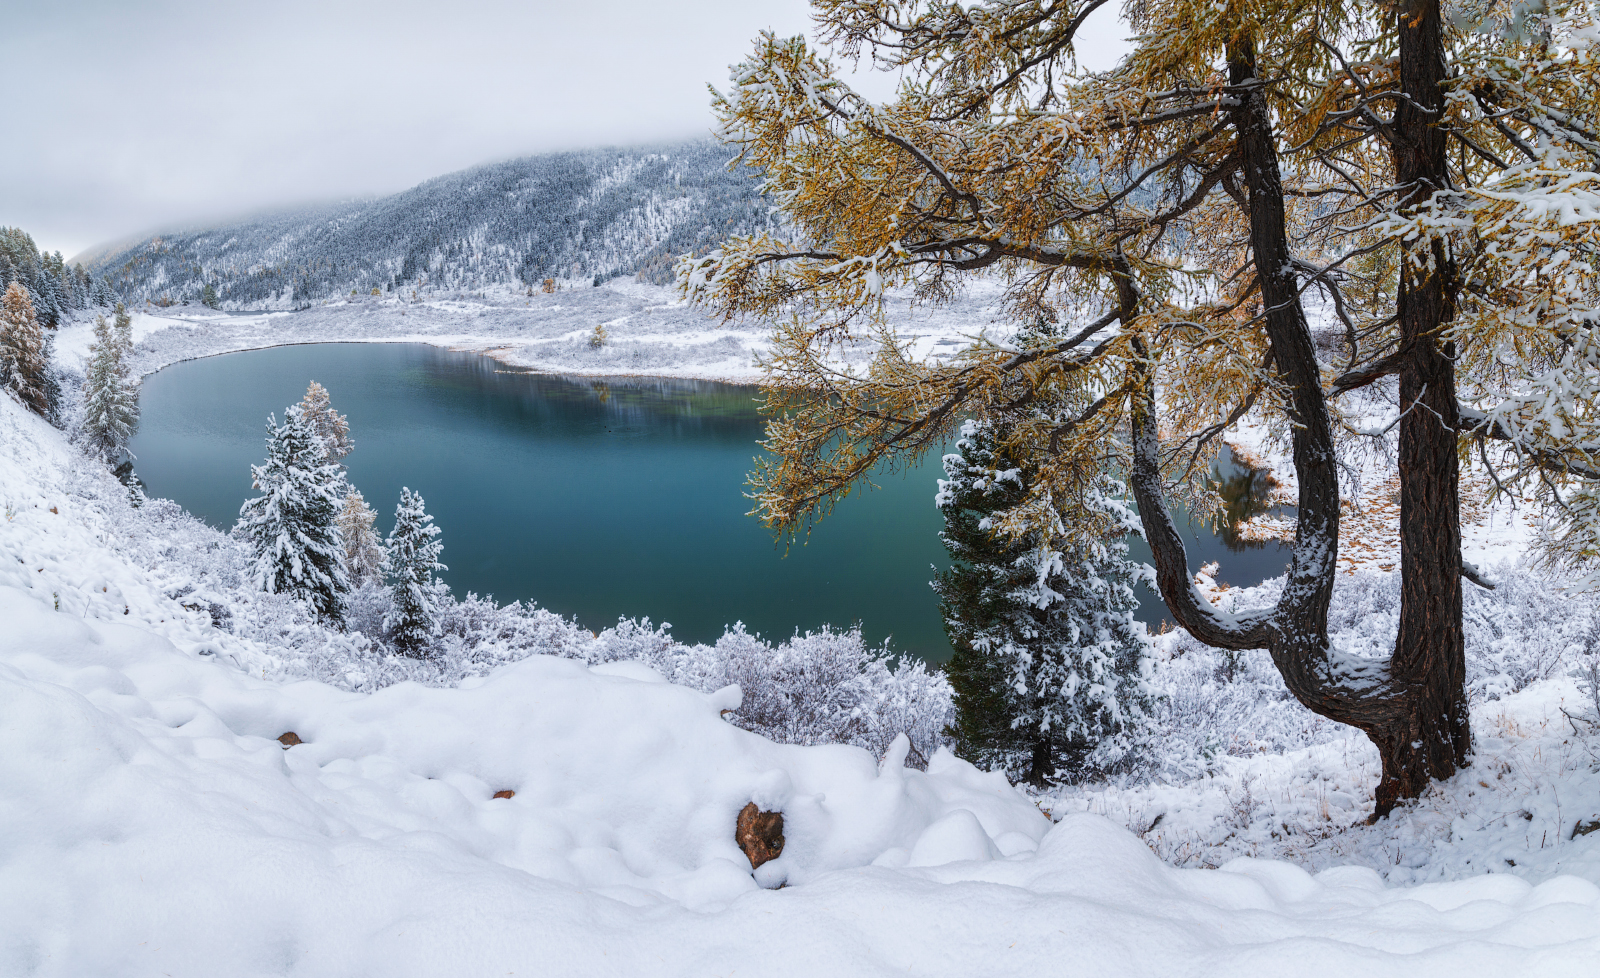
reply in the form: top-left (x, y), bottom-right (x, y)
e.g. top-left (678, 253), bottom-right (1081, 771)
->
top-left (87, 139), bottom-right (769, 309)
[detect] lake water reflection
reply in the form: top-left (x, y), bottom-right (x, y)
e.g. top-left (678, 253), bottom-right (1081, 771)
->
top-left (130, 343), bottom-right (1292, 663)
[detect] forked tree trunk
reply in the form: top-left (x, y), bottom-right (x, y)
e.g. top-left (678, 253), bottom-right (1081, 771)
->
top-left (1125, 32), bottom-right (1469, 820)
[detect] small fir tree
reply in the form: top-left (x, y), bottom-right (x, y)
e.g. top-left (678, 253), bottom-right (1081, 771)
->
top-left (337, 488), bottom-right (387, 586)
top-left (38, 330), bottom-right (62, 426)
top-left (934, 418), bottom-right (1153, 786)
top-left (296, 380), bottom-right (353, 462)
top-left (236, 406), bottom-right (350, 625)
top-left (385, 487), bottom-right (446, 656)
top-left (0, 281), bottom-right (50, 415)
top-left (81, 314), bottom-right (140, 458)
top-left (200, 281), bottom-right (219, 308)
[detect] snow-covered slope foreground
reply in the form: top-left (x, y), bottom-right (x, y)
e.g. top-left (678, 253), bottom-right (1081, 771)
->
top-left (5, 588), bottom-right (1600, 977)
top-left (5, 350), bottom-right (1600, 974)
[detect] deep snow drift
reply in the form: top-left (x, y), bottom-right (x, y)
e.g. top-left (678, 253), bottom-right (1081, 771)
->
top-left (5, 345), bottom-right (1600, 974)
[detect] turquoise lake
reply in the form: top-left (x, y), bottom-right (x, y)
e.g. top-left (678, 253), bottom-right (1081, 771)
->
top-left (129, 343), bottom-right (1293, 663)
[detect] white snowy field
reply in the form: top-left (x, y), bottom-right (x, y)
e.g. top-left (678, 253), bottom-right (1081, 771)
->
top-left (5, 335), bottom-right (1600, 972)
top-left (51, 278), bottom-right (1003, 385)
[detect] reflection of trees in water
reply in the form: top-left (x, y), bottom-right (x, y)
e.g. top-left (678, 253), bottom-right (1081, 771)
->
top-left (1209, 454), bottom-right (1284, 551)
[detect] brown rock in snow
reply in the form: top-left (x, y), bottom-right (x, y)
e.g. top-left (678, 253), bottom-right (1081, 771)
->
top-left (736, 802), bottom-right (784, 870)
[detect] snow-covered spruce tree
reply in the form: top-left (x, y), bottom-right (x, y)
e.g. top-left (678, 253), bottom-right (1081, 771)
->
top-left (81, 314), bottom-right (140, 460)
top-left (337, 488), bottom-right (387, 585)
top-left (935, 413), bottom-right (1152, 786)
top-left (297, 380), bottom-right (353, 463)
top-left (38, 330), bottom-right (62, 426)
top-left (385, 487), bottom-right (446, 656)
top-left (0, 281), bottom-right (50, 415)
top-left (236, 406), bottom-right (350, 626)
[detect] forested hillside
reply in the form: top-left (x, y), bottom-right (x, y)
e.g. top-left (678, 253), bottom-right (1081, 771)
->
top-left (84, 139), bottom-right (771, 309)
top-left (2, 228), bottom-right (119, 326)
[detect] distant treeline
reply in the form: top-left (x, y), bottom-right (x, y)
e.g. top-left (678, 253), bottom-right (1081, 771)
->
top-left (87, 139), bottom-right (774, 310)
top-left (2, 227), bottom-right (120, 325)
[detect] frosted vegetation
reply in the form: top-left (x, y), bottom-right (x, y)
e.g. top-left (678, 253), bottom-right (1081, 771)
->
top-left (34, 357), bottom-right (1597, 790)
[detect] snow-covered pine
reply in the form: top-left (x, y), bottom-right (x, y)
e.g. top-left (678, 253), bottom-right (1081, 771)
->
top-left (296, 380), bottom-right (353, 462)
top-left (80, 314), bottom-right (141, 460)
top-left (38, 330), bottom-right (62, 426)
top-left (112, 303), bottom-right (133, 359)
top-left (385, 487), bottom-right (446, 656)
top-left (337, 488), bottom-right (386, 585)
top-left (0, 281), bottom-right (51, 416)
top-left (935, 416), bottom-right (1153, 786)
top-left (236, 406), bottom-right (350, 626)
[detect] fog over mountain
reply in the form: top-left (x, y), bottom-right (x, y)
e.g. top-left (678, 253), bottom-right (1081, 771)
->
top-left (85, 139), bottom-right (771, 309)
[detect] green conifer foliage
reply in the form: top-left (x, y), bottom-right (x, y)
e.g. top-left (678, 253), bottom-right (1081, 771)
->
top-left (934, 418), bottom-right (1153, 786)
top-left (81, 314), bottom-right (140, 459)
top-left (385, 488), bottom-right (446, 656)
top-left (237, 406), bottom-right (350, 626)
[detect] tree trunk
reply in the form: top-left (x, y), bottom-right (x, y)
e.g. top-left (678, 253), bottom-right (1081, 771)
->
top-left (1379, 0), bottom-right (1471, 816)
top-left (1126, 33), bottom-right (1469, 821)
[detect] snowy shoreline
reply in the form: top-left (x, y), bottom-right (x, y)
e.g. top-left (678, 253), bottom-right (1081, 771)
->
top-left (51, 277), bottom-right (1008, 387)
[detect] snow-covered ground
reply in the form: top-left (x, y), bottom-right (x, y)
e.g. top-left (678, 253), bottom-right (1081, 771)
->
top-left (52, 278), bottom-right (1009, 385)
top-left (7, 325), bottom-right (1600, 971)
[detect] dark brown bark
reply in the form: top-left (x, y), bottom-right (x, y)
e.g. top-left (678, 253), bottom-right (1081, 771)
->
top-left (1127, 34), bottom-right (1469, 821)
top-left (1129, 44), bottom-right (1354, 704)
top-left (1379, 0), bottom-right (1471, 815)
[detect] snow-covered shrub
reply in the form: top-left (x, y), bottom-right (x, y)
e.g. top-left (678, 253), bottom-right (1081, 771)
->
top-left (434, 592), bottom-right (596, 663)
top-left (578, 621), bottom-right (952, 766)
top-left (344, 580), bottom-right (393, 642)
top-left (1141, 628), bottom-right (1343, 780)
top-left (1462, 567), bottom-right (1588, 700)
top-left (1568, 615), bottom-right (1600, 729)
top-left (1129, 563), bottom-right (1600, 783)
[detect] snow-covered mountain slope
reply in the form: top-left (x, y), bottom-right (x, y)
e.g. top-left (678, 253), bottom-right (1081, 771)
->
top-left (5, 357), bottom-right (1600, 974)
top-left (83, 139), bottom-right (772, 309)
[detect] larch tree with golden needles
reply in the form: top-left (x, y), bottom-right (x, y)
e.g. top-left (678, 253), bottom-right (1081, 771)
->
top-left (681, 0), bottom-right (1600, 816)
top-left (0, 281), bottom-right (51, 416)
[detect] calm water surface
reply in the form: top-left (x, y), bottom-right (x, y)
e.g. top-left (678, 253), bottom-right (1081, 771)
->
top-left (130, 343), bottom-right (1292, 663)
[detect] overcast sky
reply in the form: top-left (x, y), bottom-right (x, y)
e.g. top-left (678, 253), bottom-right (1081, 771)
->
top-left (2, 1), bottom-right (1129, 261)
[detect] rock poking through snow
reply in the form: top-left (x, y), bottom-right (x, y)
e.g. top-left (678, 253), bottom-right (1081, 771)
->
top-left (736, 803), bottom-right (785, 870)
